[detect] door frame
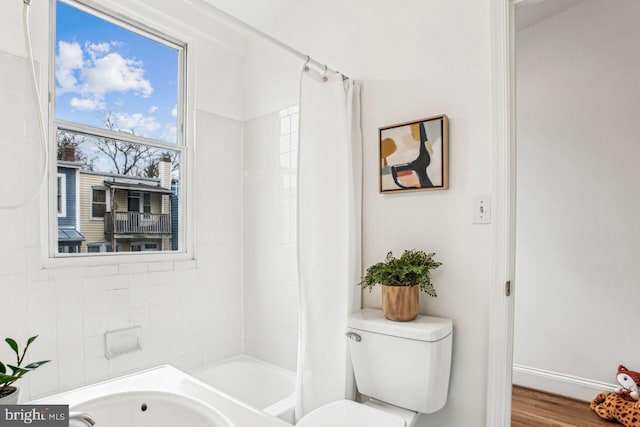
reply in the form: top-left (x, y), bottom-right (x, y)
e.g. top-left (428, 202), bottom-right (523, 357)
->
top-left (486, 0), bottom-right (517, 425)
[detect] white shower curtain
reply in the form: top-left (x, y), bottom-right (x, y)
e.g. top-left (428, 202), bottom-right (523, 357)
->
top-left (294, 68), bottom-right (362, 421)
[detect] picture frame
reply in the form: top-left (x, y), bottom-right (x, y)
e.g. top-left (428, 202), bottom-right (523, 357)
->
top-left (379, 114), bottom-right (449, 193)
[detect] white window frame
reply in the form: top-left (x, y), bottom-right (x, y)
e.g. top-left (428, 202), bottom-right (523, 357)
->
top-left (90, 187), bottom-right (109, 220)
top-left (47, 0), bottom-right (190, 263)
top-left (57, 173), bottom-right (66, 217)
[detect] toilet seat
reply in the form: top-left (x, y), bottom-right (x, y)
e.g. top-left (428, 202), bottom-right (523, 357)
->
top-left (296, 400), bottom-right (406, 427)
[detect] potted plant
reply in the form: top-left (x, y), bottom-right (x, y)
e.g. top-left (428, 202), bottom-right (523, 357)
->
top-left (0, 336), bottom-right (50, 404)
top-left (360, 249), bottom-right (442, 321)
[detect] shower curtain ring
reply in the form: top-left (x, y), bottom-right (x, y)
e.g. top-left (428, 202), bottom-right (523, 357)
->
top-left (304, 55), bottom-right (310, 72)
top-left (323, 65), bottom-right (328, 82)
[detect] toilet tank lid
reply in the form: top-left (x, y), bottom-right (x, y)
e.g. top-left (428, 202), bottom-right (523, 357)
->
top-left (348, 309), bottom-right (452, 342)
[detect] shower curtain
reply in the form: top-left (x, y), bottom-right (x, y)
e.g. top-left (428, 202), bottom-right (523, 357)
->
top-left (294, 68), bottom-right (362, 421)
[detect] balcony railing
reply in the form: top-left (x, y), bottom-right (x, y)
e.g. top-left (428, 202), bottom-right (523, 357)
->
top-left (105, 212), bottom-right (171, 235)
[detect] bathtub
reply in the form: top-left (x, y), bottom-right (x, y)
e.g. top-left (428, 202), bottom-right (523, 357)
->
top-left (32, 365), bottom-right (290, 427)
top-left (190, 355), bottom-right (296, 423)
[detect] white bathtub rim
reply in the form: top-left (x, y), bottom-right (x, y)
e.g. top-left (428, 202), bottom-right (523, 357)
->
top-left (31, 365), bottom-right (291, 427)
top-left (33, 365), bottom-right (245, 409)
top-left (72, 389), bottom-right (235, 426)
top-left (263, 393), bottom-right (295, 417)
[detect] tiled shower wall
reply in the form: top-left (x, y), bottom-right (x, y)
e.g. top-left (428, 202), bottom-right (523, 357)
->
top-left (242, 107), bottom-right (299, 372)
top-left (0, 48), bottom-right (245, 401)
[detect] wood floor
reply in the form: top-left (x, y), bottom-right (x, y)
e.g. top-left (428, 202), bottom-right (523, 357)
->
top-left (512, 386), bottom-right (612, 427)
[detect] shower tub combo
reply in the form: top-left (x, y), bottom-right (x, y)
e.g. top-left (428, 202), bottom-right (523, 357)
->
top-left (33, 364), bottom-right (292, 427)
top-left (190, 355), bottom-right (296, 423)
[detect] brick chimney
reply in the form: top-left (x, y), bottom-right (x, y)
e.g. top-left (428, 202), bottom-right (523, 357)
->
top-left (61, 144), bottom-right (76, 161)
top-left (159, 154), bottom-right (172, 216)
top-left (159, 153), bottom-right (171, 190)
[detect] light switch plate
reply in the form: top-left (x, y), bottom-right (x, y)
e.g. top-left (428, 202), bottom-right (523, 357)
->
top-left (473, 195), bottom-right (491, 224)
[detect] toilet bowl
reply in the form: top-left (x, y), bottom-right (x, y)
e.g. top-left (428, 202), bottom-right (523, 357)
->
top-left (296, 308), bottom-right (452, 426)
top-left (296, 400), bottom-right (404, 427)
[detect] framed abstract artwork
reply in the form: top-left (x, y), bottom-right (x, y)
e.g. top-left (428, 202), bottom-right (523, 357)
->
top-left (379, 114), bottom-right (449, 193)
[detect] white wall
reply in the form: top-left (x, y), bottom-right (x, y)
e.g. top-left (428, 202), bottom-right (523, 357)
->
top-left (0, 0), bottom-right (245, 401)
top-left (514, 0), bottom-right (640, 400)
top-left (240, 33), bottom-right (301, 371)
top-left (242, 34), bottom-right (300, 121)
top-left (248, 1), bottom-right (494, 425)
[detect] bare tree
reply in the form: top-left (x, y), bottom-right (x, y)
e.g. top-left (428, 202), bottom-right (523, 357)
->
top-left (65, 113), bottom-right (180, 180)
top-left (90, 113), bottom-right (154, 176)
top-left (142, 152), bottom-right (180, 179)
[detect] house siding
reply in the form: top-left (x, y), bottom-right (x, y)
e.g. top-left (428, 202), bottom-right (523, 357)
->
top-left (79, 172), bottom-right (109, 250)
top-left (57, 166), bottom-right (77, 228)
top-left (79, 171), bottom-right (174, 252)
top-left (171, 185), bottom-right (179, 250)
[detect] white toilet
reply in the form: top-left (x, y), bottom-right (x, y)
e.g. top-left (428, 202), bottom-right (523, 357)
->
top-left (297, 308), bottom-right (453, 427)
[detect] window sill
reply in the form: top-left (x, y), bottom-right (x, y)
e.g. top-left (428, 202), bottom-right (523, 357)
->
top-left (42, 250), bottom-right (195, 270)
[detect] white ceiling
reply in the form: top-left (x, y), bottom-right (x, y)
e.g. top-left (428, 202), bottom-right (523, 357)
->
top-left (200, 0), bottom-right (591, 38)
top-left (198, 0), bottom-right (297, 28)
top-left (515, 0), bottom-right (588, 31)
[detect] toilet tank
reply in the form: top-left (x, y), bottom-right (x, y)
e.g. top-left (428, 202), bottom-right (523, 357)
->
top-left (346, 309), bottom-right (453, 414)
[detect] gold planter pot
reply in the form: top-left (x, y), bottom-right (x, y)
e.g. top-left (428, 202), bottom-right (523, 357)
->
top-left (381, 285), bottom-right (419, 321)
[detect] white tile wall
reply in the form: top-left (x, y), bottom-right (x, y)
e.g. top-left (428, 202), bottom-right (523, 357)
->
top-left (242, 108), bottom-right (299, 371)
top-left (0, 253), bottom-right (244, 401)
top-left (0, 56), bottom-right (245, 402)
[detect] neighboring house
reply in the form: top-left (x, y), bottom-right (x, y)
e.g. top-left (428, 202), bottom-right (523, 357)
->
top-left (57, 160), bottom-right (85, 253)
top-left (171, 184), bottom-right (179, 251)
top-left (78, 157), bottom-right (174, 253)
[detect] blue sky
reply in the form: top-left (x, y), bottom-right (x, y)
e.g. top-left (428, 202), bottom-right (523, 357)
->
top-left (55, 1), bottom-right (179, 144)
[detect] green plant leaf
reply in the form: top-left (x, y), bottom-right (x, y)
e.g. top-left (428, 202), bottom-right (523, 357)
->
top-left (26, 336), bottom-right (38, 347)
top-left (6, 365), bottom-right (29, 377)
top-left (0, 362), bottom-right (5, 374)
top-left (24, 361), bottom-right (50, 370)
top-left (0, 372), bottom-right (20, 384)
top-left (5, 338), bottom-right (19, 359)
top-left (359, 249), bottom-right (441, 296)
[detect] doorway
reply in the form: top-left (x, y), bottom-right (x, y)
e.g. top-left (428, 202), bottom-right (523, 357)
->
top-left (511, 0), bottom-right (640, 423)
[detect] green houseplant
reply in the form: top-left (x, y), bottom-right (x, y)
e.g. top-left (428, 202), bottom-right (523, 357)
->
top-left (360, 250), bottom-right (442, 321)
top-left (0, 336), bottom-right (50, 404)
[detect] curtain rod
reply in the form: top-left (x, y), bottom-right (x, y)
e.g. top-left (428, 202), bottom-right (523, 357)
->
top-left (186, 0), bottom-right (349, 80)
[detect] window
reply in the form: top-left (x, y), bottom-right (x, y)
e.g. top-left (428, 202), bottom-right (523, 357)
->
top-left (87, 242), bottom-right (111, 253)
top-left (91, 187), bottom-right (107, 219)
top-left (131, 242), bottom-right (159, 252)
top-left (58, 245), bottom-right (79, 254)
top-left (128, 192), bottom-right (151, 213)
top-left (57, 173), bottom-right (66, 217)
top-left (53, 0), bottom-right (185, 256)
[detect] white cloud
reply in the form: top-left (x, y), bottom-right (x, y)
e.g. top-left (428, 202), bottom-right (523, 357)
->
top-left (171, 105), bottom-right (177, 117)
top-left (110, 112), bottom-right (161, 138)
top-left (149, 106), bottom-right (159, 113)
top-left (56, 39), bottom-right (153, 104)
top-left (56, 41), bottom-right (83, 94)
top-left (161, 125), bottom-right (177, 143)
top-left (82, 52), bottom-right (153, 98)
top-left (70, 96), bottom-right (106, 111)
top-left (85, 41), bottom-right (111, 60)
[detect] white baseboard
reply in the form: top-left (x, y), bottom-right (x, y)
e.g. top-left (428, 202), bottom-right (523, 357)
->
top-left (513, 364), bottom-right (617, 402)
